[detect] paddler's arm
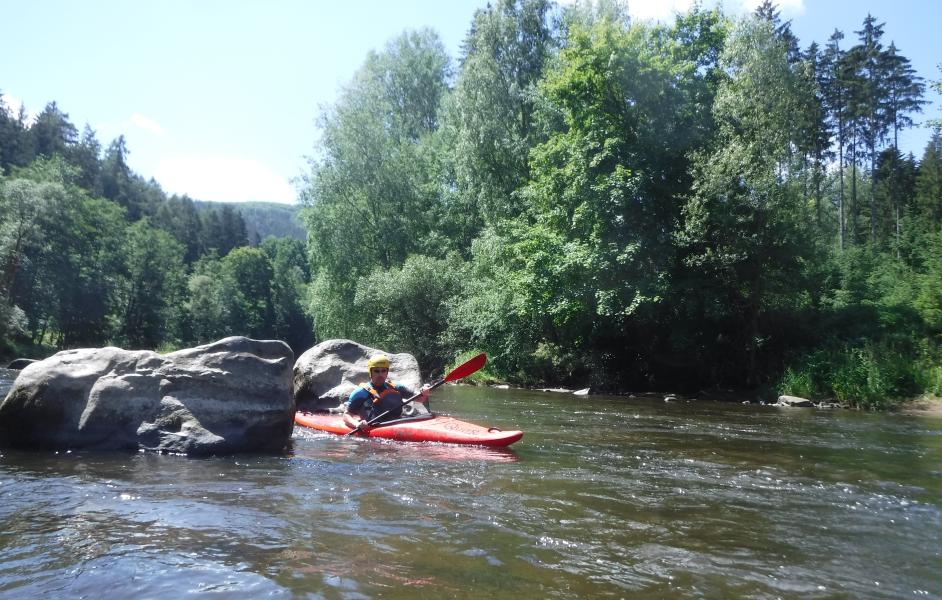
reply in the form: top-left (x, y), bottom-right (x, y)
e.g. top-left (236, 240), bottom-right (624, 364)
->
top-left (398, 382), bottom-right (431, 405)
top-left (342, 389), bottom-right (372, 433)
top-left (342, 412), bottom-right (371, 433)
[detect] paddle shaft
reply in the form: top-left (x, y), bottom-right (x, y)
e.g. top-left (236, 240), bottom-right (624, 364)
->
top-left (346, 353), bottom-right (486, 436)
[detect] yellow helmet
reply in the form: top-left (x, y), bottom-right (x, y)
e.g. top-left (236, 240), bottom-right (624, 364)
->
top-left (367, 355), bottom-right (390, 372)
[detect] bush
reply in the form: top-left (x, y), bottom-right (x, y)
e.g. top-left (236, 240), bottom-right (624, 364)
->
top-left (779, 342), bottom-right (920, 409)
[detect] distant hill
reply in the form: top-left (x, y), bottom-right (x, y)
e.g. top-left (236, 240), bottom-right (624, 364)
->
top-left (196, 201), bottom-right (306, 243)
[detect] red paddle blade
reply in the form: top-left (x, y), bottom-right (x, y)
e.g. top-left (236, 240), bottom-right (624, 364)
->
top-left (444, 353), bottom-right (486, 383)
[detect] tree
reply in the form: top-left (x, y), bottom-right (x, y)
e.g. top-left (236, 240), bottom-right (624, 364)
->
top-left (444, 0), bottom-right (554, 242)
top-left (186, 255), bottom-right (228, 344)
top-left (261, 237), bottom-right (314, 354)
top-left (153, 194), bottom-right (204, 264)
top-left (119, 220), bottom-right (186, 349)
top-left (852, 15), bottom-right (888, 244)
top-left (883, 42), bottom-right (926, 151)
top-left (29, 102), bottom-right (78, 159)
top-left (301, 29), bottom-right (451, 340)
top-left (881, 41), bottom-right (926, 249)
top-left (353, 254), bottom-right (462, 374)
top-left (0, 93), bottom-right (32, 173)
top-left (678, 16), bottom-right (814, 385)
top-left (821, 29), bottom-right (849, 249)
top-left (915, 133), bottom-right (942, 230)
top-left (454, 9), bottom-right (727, 385)
top-left (800, 42), bottom-right (833, 228)
top-left (101, 136), bottom-right (135, 217)
top-left (70, 125), bottom-right (102, 194)
top-left (929, 64), bottom-right (942, 131)
top-left (219, 247), bottom-right (274, 339)
top-left (0, 178), bottom-right (50, 303)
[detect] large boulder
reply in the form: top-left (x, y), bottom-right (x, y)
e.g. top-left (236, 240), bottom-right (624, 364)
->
top-left (0, 337), bottom-right (294, 455)
top-left (293, 339), bottom-right (421, 410)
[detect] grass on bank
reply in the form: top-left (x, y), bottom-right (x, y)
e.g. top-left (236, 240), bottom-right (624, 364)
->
top-left (777, 340), bottom-right (942, 410)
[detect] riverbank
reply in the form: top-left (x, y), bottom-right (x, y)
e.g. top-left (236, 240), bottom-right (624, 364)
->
top-left (897, 395), bottom-right (942, 417)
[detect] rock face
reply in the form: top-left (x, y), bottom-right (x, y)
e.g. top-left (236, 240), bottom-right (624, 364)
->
top-left (293, 339), bottom-right (421, 410)
top-left (0, 337), bottom-right (295, 455)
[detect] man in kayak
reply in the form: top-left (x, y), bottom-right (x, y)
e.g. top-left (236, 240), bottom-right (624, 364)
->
top-left (342, 355), bottom-right (430, 432)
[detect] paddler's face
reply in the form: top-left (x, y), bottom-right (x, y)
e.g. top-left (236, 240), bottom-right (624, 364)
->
top-left (370, 367), bottom-right (389, 386)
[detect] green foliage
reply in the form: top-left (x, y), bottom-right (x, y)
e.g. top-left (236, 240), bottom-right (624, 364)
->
top-left (300, 28), bottom-right (452, 346)
top-left (445, 0), bottom-right (553, 237)
top-left (262, 238), bottom-right (314, 353)
top-left (351, 254), bottom-right (463, 374)
top-left (450, 349), bottom-right (502, 385)
top-left (186, 259), bottom-right (228, 345)
top-left (119, 219), bottom-right (186, 349)
top-left (678, 16), bottom-right (816, 385)
top-left (779, 341), bottom-right (920, 409)
top-left (235, 202), bottom-right (306, 243)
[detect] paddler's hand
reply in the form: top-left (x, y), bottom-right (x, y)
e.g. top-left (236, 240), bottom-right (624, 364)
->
top-left (355, 419), bottom-right (371, 433)
top-left (417, 384), bottom-right (430, 404)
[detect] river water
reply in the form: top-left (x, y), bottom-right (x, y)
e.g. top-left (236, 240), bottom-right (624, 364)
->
top-left (0, 368), bottom-right (940, 598)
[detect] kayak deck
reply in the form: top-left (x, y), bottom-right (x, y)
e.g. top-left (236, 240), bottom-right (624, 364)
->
top-left (294, 411), bottom-right (524, 447)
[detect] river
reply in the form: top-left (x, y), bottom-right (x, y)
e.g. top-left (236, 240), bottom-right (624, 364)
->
top-left (0, 368), bottom-right (940, 598)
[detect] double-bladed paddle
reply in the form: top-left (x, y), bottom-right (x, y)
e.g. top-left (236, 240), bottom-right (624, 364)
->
top-left (346, 353), bottom-right (487, 437)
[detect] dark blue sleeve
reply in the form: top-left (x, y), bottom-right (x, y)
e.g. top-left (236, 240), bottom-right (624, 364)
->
top-left (395, 383), bottom-right (416, 398)
top-left (345, 387), bottom-right (369, 412)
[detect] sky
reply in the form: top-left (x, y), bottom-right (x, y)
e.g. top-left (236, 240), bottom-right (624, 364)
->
top-left (2, 0), bottom-right (940, 205)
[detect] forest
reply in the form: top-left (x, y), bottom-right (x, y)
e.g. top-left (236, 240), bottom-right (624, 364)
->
top-left (2, 1), bottom-right (942, 408)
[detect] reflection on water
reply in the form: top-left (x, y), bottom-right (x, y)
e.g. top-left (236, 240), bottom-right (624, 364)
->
top-left (1, 376), bottom-right (941, 598)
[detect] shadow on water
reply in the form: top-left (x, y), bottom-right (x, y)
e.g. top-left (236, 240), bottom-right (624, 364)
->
top-left (1, 373), bottom-right (941, 598)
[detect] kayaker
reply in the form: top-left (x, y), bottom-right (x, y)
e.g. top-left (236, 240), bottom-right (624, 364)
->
top-left (342, 355), bottom-right (430, 432)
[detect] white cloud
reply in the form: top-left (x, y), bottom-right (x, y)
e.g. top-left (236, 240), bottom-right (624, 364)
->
top-left (154, 155), bottom-right (296, 204)
top-left (0, 94), bottom-right (37, 124)
top-left (130, 112), bottom-right (164, 135)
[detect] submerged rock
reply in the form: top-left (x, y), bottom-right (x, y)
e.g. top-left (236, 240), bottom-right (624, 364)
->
top-left (6, 358), bottom-right (36, 370)
top-left (293, 339), bottom-right (422, 410)
top-left (0, 337), bottom-right (295, 455)
top-left (776, 395), bottom-right (815, 408)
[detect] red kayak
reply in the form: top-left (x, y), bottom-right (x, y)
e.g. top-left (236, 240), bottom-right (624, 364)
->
top-left (294, 411), bottom-right (524, 447)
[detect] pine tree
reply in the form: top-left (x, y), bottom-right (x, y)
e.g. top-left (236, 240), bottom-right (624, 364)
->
top-left (802, 41), bottom-right (833, 227)
top-left (916, 132), bottom-right (942, 229)
top-left (881, 41), bottom-right (926, 250)
top-left (853, 14), bottom-right (888, 244)
top-left (822, 30), bottom-right (849, 249)
top-left (70, 125), bottom-right (102, 194)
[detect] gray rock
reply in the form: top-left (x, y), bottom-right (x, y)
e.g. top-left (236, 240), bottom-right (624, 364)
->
top-left (0, 337), bottom-right (294, 455)
top-left (573, 388), bottom-right (590, 396)
top-left (293, 339), bottom-right (421, 410)
top-left (776, 394), bottom-right (815, 408)
top-left (6, 358), bottom-right (37, 370)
